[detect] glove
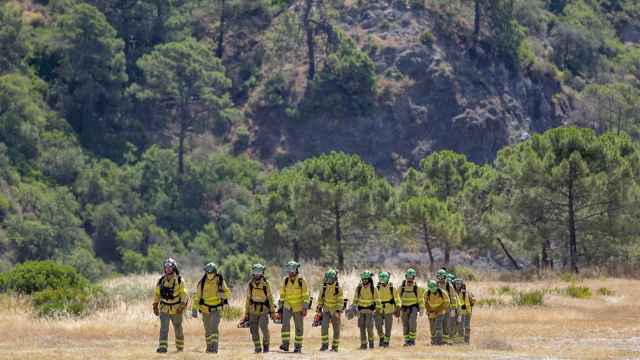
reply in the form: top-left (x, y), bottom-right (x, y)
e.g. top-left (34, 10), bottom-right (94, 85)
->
top-left (153, 303), bottom-right (159, 316)
top-left (192, 310), bottom-right (198, 318)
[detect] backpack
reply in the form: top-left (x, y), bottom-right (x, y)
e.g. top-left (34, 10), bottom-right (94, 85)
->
top-left (158, 275), bottom-right (182, 300)
top-left (198, 273), bottom-right (224, 306)
top-left (400, 280), bottom-right (418, 298)
top-left (284, 276), bottom-right (303, 288)
top-left (356, 283), bottom-right (374, 300)
top-left (249, 280), bottom-right (270, 306)
top-left (320, 280), bottom-right (340, 302)
top-left (377, 282), bottom-right (397, 305)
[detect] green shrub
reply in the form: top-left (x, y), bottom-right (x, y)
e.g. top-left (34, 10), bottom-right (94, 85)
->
top-left (451, 265), bottom-right (477, 281)
top-left (512, 290), bottom-right (544, 306)
top-left (221, 305), bottom-right (244, 321)
top-left (489, 286), bottom-right (515, 296)
top-left (409, 0), bottom-right (425, 10)
top-left (477, 298), bottom-right (506, 307)
top-left (419, 31), bottom-right (435, 46)
top-left (219, 254), bottom-right (265, 286)
top-left (32, 287), bottom-right (101, 317)
top-left (560, 272), bottom-right (578, 283)
top-left (0, 261), bottom-right (89, 294)
top-left (233, 126), bottom-right (251, 152)
top-left (564, 284), bottom-right (592, 299)
top-left (0, 193), bottom-right (10, 220)
top-left (597, 287), bottom-right (615, 296)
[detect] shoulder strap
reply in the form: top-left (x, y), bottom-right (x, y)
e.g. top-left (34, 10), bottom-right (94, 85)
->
top-left (356, 284), bottom-right (362, 299)
top-left (199, 274), bottom-right (207, 295)
top-left (413, 284), bottom-right (418, 297)
top-left (298, 277), bottom-right (303, 288)
top-left (284, 277), bottom-right (290, 287)
top-left (321, 283), bottom-right (327, 301)
top-left (400, 280), bottom-right (406, 296)
top-left (335, 280), bottom-right (340, 296)
top-left (158, 276), bottom-right (165, 286)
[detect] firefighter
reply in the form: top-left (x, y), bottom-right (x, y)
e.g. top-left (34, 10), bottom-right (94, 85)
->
top-left (375, 271), bottom-right (399, 348)
top-left (276, 260), bottom-right (310, 353)
top-left (153, 258), bottom-right (188, 353)
top-left (242, 263), bottom-right (275, 353)
top-left (316, 268), bottom-right (344, 352)
top-left (454, 278), bottom-right (475, 344)
top-left (436, 269), bottom-right (459, 344)
top-left (425, 280), bottom-right (450, 345)
top-left (351, 271), bottom-right (381, 350)
top-left (191, 262), bottom-right (231, 353)
top-left (399, 268), bottom-right (424, 346)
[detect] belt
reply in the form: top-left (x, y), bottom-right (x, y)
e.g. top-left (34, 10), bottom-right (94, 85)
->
top-left (358, 304), bottom-right (376, 311)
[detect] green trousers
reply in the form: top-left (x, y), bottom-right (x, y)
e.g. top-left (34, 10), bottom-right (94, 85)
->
top-left (281, 308), bottom-right (304, 348)
top-left (375, 312), bottom-right (393, 344)
top-left (159, 312), bottom-right (184, 351)
top-left (357, 310), bottom-right (375, 346)
top-left (202, 311), bottom-right (221, 347)
top-left (320, 311), bottom-right (341, 348)
top-left (429, 314), bottom-right (446, 345)
top-left (401, 307), bottom-right (418, 344)
top-left (249, 312), bottom-right (270, 349)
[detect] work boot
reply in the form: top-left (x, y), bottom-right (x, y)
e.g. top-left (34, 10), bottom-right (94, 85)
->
top-left (319, 344), bottom-right (329, 351)
top-left (379, 339), bottom-right (385, 347)
top-left (360, 344), bottom-right (367, 350)
top-left (330, 346), bottom-right (339, 352)
top-left (206, 343), bottom-right (218, 353)
top-left (176, 348), bottom-right (183, 352)
top-left (279, 344), bottom-right (289, 352)
top-left (369, 340), bottom-right (374, 349)
top-left (156, 347), bottom-right (167, 353)
top-left (263, 344), bottom-right (269, 353)
top-left (254, 347), bottom-right (262, 353)
top-left (293, 345), bottom-right (302, 353)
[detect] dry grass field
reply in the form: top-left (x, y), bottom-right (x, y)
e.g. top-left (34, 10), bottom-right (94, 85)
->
top-left (1, 272), bottom-right (639, 360)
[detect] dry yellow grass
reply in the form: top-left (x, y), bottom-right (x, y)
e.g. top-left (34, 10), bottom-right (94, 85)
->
top-left (1, 275), bottom-right (639, 360)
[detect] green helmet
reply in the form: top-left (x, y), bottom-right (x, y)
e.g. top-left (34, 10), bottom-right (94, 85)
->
top-left (285, 260), bottom-right (299, 273)
top-left (361, 271), bottom-right (373, 280)
top-left (447, 273), bottom-right (456, 282)
top-left (203, 262), bottom-right (217, 273)
top-left (405, 268), bottom-right (417, 279)
top-left (252, 263), bottom-right (265, 276)
top-left (436, 269), bottom-right (447, 280)
top-left (428, 280), bottom-right (438, 291)
top-left (454, 278), bottom-right (464, 286)
top-left (324, 269), bottom-right (338, 282)
top-left (378, 271), bottom-right (390, 284)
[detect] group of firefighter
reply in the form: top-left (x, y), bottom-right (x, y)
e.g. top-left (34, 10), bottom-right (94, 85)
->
top-left (153, 258), bottom-right (475, 354)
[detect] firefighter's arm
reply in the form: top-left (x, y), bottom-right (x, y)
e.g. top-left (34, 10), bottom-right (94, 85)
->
top-left (302, 279), bottom-right (310, 309)
top-left (279, 278), bottom-right (287, 303)
top-left (337, 286), bottom-right (345, 312)
top-left (267, 282), bottom-right (276, 313)
top-left (393, 287), bottom-right (400, 306)
top-left (374, 287), bottom-right (382, 311)
top-left (222, 280), bottom-right (231, 303)
top-left (244, 283), bottom-right (251, 315)
top-left (177, 279), bottom-right (188, 312)
top-left (316, 285), bottom-right (325, 309)
top-left (418, 287), bottom-right (426, 311)
top-left (443, 291), bottom-right (451, 311)
top-left (191, 281), bottom-right (202, 312)
top-left (352, 288), bottom-right (359, 306)
top-left (469, 292), bottom-right (476, 307)
top-left (154, 282), bottom-right (161, 304)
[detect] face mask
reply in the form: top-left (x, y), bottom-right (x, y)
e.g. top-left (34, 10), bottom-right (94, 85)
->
top-left (206, 273), bottom-right (215, 280)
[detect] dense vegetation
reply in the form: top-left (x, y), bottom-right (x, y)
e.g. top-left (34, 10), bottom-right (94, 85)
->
top-left (1, 0), bottom-right (640, 279)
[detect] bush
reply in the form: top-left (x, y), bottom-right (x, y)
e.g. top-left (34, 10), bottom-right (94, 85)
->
top-left (0, 193), bottom-right (9, 220)
top-left (221, 305), bottom-right (244, 321)
top-left (564, 284), bottom-right (592, 299)
top-left (477, 298), bottom-right (506, 307)
top-left (489, 286), bottom-right (516, 296)
top-left (0, 261), bottom-right (89, 294)
top-left (233, 126), bottom-right (251, 152)
top-left (219, 254), bottom-right (265, 286)
top-left (512, 290), bottom-right (544, 306)
top-left (409, 0), bottom-right (425, 10)
top-left (32, 286), bottom-right (103, 317)
top-left (60, 248), bottom-right (110, 282)
top-left (419, 31), bottom-right (435, 46)
top-left (597, 287), bottom-right (615, 296)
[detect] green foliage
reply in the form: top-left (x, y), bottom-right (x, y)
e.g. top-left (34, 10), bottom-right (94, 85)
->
top-left (477, 298), bottom-right (506, 307)
top-left (0, 261), bottom-right (89, 294)
top-left (0, 3), bottom-right (31, 73)
top-left (419, 31), bottom-right (435, 46)
top-left (0, 193), bottom-right (10, 221)
top-left (234, 126), bottom-right (251, 152)
top-left (489, 286), bottom-right (516, 296)
top-left (221, 305), bottom-right (244, 321)
top-left (597, 287), bottom-right (615, 296)
top-left (32, 286), bottom-right (104, 318)
top-left (512, 290), bottom-right (544, 306)
top-left (564, 284), bottom-right (592, 299)
top-left (451, 266), bottom-right (478, 281)
top-left (219, 253), bottom-right (265, 286)
top-left (307, 31), bottom-right (377, 117)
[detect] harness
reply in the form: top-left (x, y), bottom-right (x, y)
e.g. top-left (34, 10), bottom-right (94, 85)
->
top-left (400, 280), bottom-right (419, 311)
top-left (249, 280), bottom-right (270, 312)
top-left (158, 275), bottom-right (181, 305)
top-left (355, 284), bottom-right (376, 311)
top-left (198, 274), bottom-right (226, 311)
top-left (377, 282), bottom-right (397, 306)
top-left (320, 280), bottom-right (340, 301)
top-left (284, 276), bottom-right (303, 288)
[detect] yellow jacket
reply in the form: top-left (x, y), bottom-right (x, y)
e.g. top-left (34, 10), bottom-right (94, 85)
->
top-left (439, 280), bottom-right (459, 309)
top-left (399, 280), bottom-right (425, 310)
top-left (279, 275), bottom-right (310, 312)
top-left (192, 274), bottom-right (231, 314)
top-left (245, 279), bottom-right (275, 315)
top-left (317, 281), bottom-right (344, 312)
top-left (352, 282), bottom-right (381, 311)
top-left (459, 289), bottom-right (475, 315)
top-left (376, 282), bottom-right (400, 314)
top-left (154, 274), bottom-right (188, 315)
top-left (425, 288), bottom-right (450, 318)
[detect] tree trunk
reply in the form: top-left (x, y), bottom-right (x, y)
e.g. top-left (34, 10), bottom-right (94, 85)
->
top-left (216, 0), bottom-right (226, 59)
top-left (568, 174), bottom-right (579, 273)
top-left (497, 237), bottom-right (521, 270)
top-left (421, 218), bottom-right (435, 272)
top-left (444, 242), bottom-right (450, 266)
top-left (335, 203), bottom-right (344, 271)
top-left (474, 0), bottom-right (481, 43)
top-left (541, 238), bottom-right (553, 269)
top-left (303, 0), bottom-right (316, 80)
top-left (178, 116), bottom-right (186, 177)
